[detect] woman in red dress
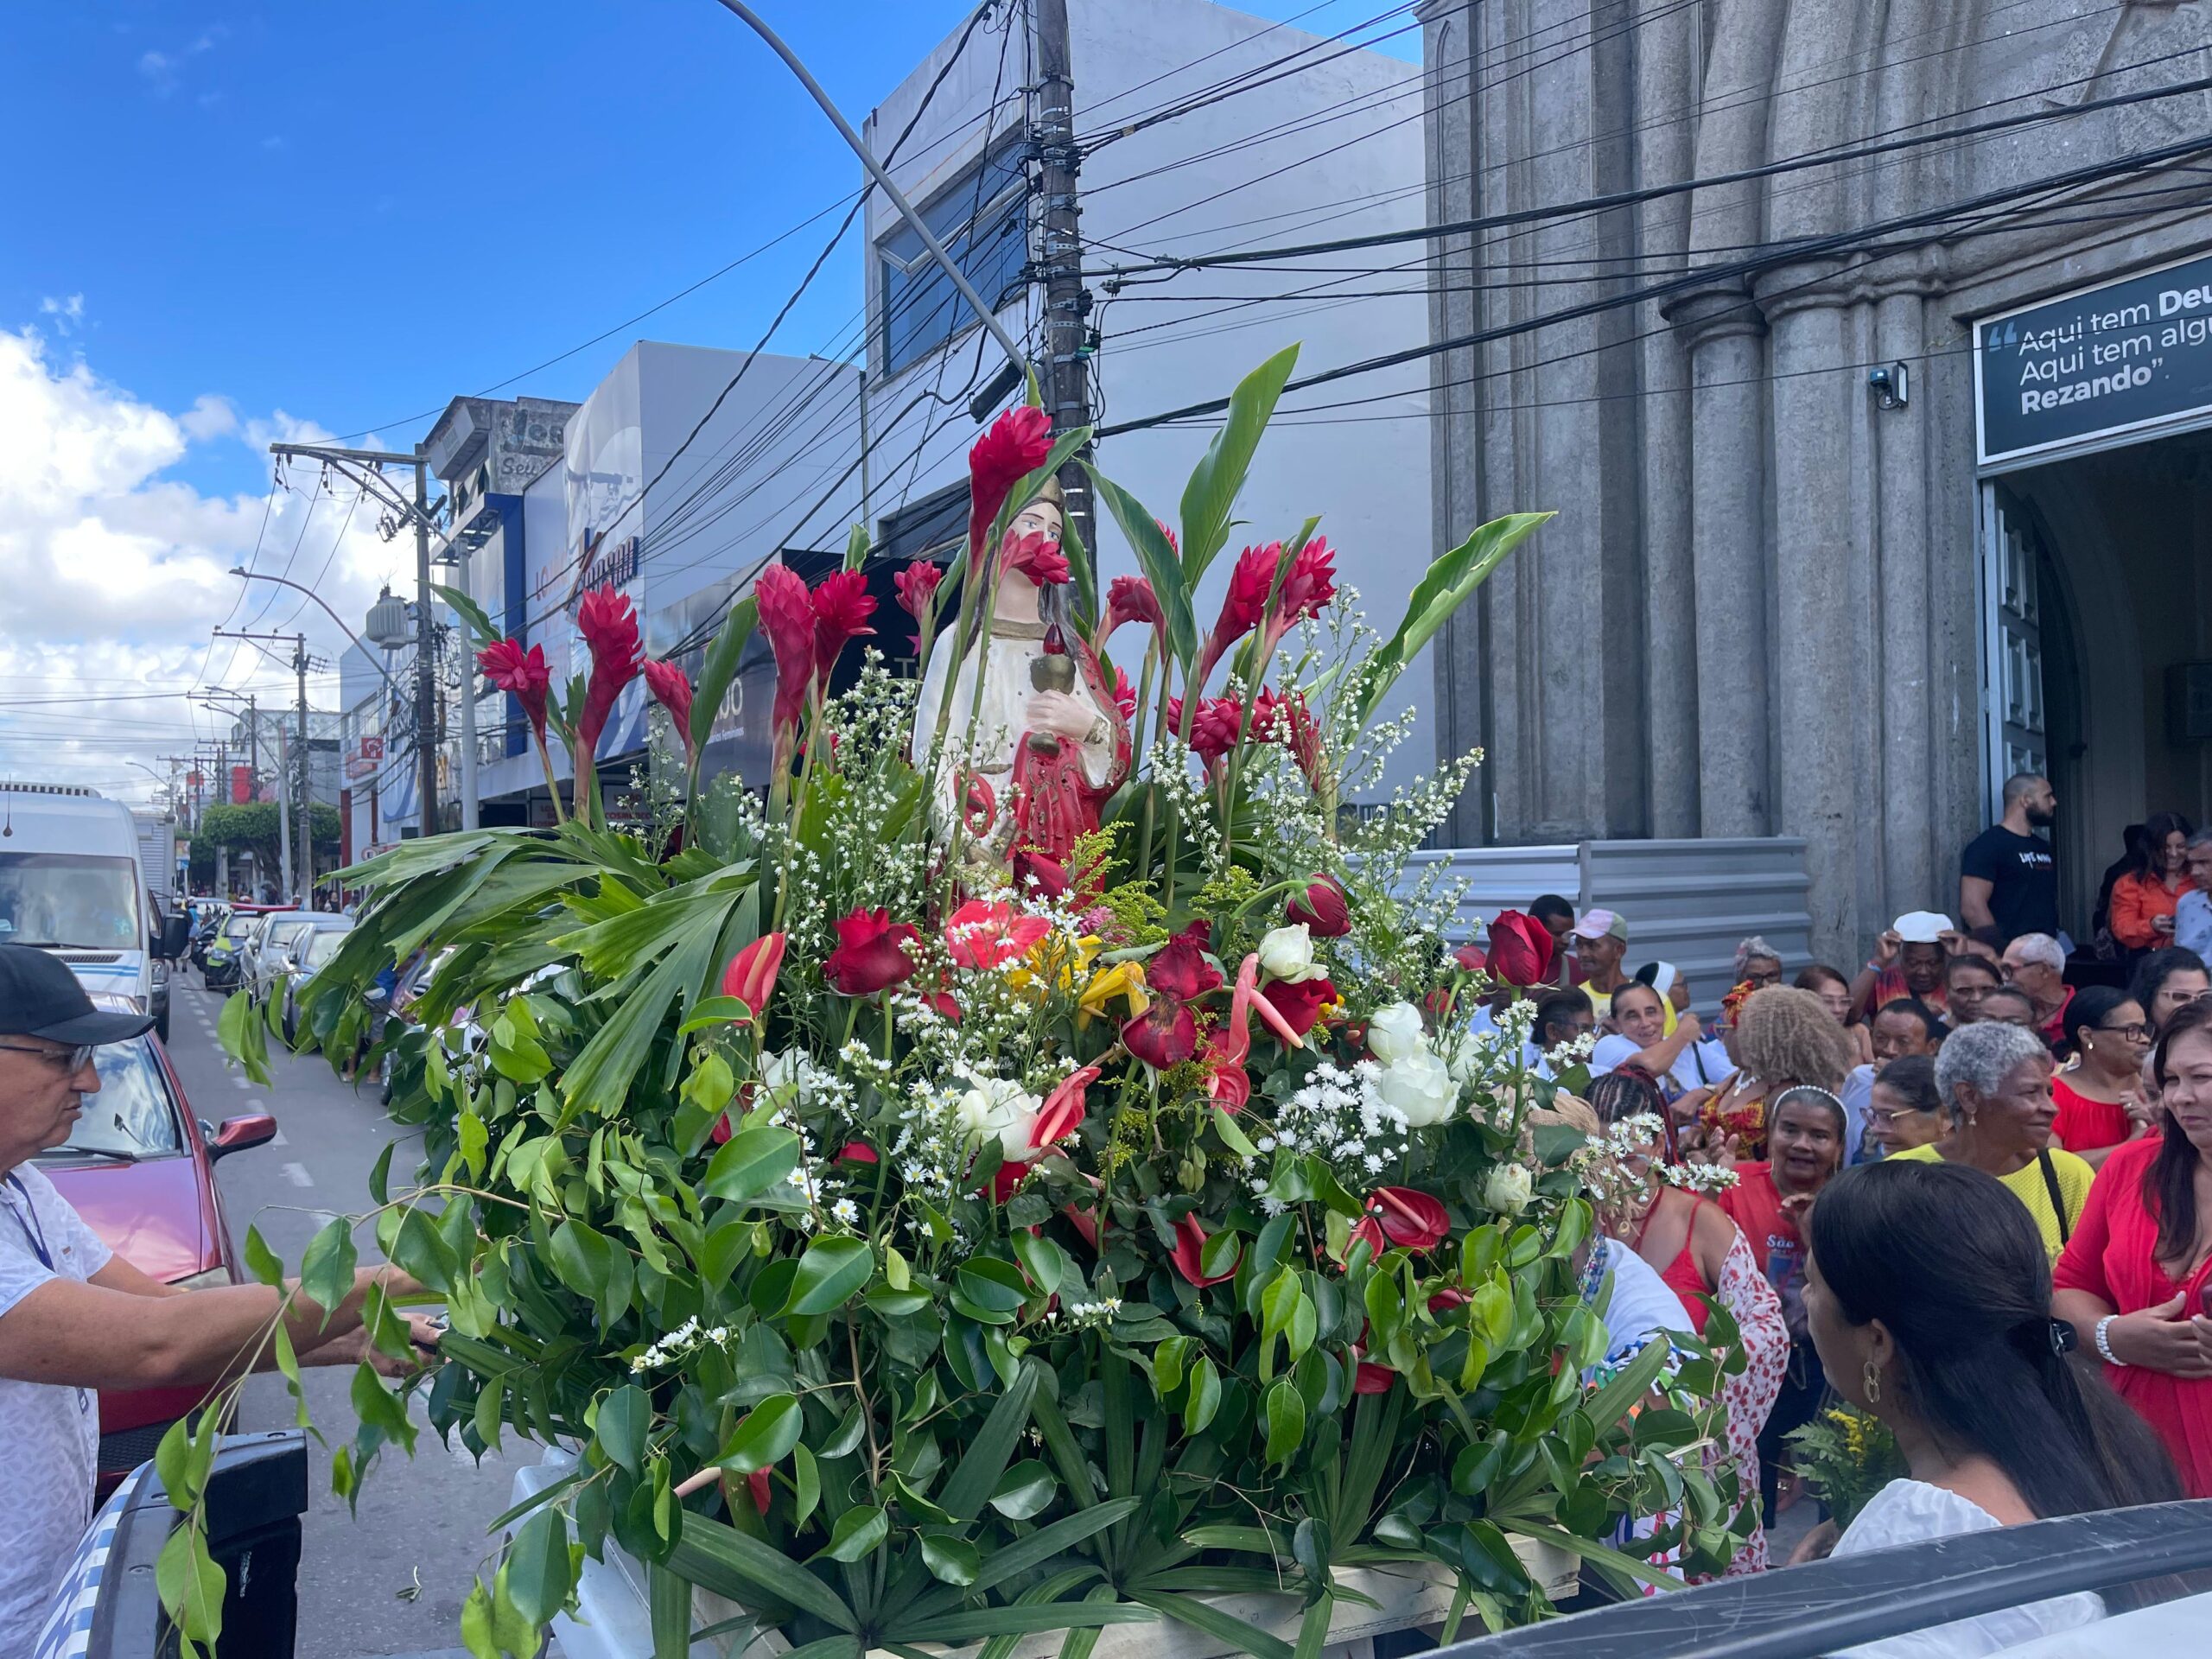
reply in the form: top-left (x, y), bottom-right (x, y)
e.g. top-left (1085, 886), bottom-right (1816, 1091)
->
top-left (2052, 998), bottom-right (2212, 1497)
top-left (2050, 986), bottom-right (2155, 1166)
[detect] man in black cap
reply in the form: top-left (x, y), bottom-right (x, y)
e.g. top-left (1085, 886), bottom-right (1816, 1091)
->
top-left (0, 944), bottom-right (433, 1649)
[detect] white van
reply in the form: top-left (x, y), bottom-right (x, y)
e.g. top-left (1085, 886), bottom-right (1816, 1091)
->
top-left (0, 783), bottom-right (188, 1036)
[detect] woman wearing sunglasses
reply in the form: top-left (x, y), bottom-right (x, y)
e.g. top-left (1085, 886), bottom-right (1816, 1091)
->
top-left (2051, 986), bottom-right (2157, 1167)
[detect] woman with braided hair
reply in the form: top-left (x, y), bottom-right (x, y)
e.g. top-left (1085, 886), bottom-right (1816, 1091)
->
top-left (1586, 1066), bottom-right (1789, 1573)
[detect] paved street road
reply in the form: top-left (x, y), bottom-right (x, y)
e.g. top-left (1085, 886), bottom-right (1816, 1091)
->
top-left (166, 979), bottom-right (544, 1659)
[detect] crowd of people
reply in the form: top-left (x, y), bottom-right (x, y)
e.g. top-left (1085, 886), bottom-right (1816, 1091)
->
top-left (1492, 772), bottom-right (2212, 1648)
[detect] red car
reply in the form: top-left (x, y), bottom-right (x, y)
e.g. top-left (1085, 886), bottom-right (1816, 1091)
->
top-left (35, 1028), bottom-right (274, 1493)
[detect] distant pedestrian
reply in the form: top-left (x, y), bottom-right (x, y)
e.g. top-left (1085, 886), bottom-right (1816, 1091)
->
top-left (1851, 911), bottom-right (1953, 1020)
top-left (1977, 985), bottom-right (2041, 1030)
top-left (1961, 772), bottom-right (2060, 944)
top-left (2176, 830), bottom-right (2212, 958)
top-left (2049, 987), bottom-right (2154, 1166)
top-left (1573, 910), bottom-right (1653, 1028)
top-left (2129, 945), bottom-right (2210, 1039)
top-left (1999, 931), bottom-right (2073, 1050)
top-left (2107, 812), bottom-right (2194, 955)
top-left (1864, 1056), bottom-right (1945, 1159)
top-left (1734, 937), bottom-right (1784, 993)
top-left (1943, 952), bottom-right (2004, 1025)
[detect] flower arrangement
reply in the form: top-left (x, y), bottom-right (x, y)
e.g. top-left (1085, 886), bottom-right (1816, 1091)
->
top-left (1787, 1405), bottom-right (1904, 1529)
top-left (194, 351), bottom-right (1748, 1659)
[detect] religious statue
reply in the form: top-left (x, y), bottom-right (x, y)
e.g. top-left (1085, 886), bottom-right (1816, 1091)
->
top-left (910, 480), bottom-right (1130, 886)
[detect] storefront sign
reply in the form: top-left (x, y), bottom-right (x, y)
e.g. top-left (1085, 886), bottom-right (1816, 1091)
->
top-left (1977, 249), bottom-right (2212, 469)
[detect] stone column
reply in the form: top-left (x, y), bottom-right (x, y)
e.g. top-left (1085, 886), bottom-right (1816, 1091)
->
top-left (1874, 286), bottom-right (1936, 915)
top-left (1667, 286), bottom-right (1770, 836)
top-left (1636, 0), bottom-right (1700, 837)
top-left (1767, 284), bottom-right (1863, 961)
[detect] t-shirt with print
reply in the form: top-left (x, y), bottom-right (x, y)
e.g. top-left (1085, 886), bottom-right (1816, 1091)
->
top-left (1960, 825), bottom-right (2058, 942)
top-left (1716, 1161), bottom-right (1808, 1338)
top-left (0, 1165), bottom-right (112, 1654)
top-left (1590, 1033), bottom-right (1720, 1102)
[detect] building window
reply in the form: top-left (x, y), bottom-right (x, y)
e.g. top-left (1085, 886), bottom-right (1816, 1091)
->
top-left (876, 480), bottom-right (968, 568)
top-left (878, 141), bottom-right (1028, 378)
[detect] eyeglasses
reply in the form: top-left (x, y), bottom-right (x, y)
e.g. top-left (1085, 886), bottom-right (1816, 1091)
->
top-left (1867, 1107), bottom-right (1931, 1125)
top-left (2094, 1022), bottom-right (2152, 1042)
top-left (0, 1041), bottom-right (95, 1073)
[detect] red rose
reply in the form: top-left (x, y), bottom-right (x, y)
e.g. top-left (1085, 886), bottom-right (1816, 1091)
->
top-left (1453, 943), bottom-right (1488, 975)
top-left (1484, 910), bottom-right (1555, 988)
top-left (1258, 975), bottom-right (1336, 1038)
top-left (822, 906), bottom-right (919, 995)
top-left (1287, 876), bottom-right (1350, 938)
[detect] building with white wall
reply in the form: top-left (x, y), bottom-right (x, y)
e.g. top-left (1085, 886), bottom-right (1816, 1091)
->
top-left (860, 0), bottom-right (1437, 791)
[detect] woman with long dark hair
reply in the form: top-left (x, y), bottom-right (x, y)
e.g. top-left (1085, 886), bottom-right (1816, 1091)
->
top-left (2109, 812), bottom-right (2196, 955)
top-left (2128, 946), bottom-right (2210, 1039)
top-left (1803, 1160), bottom-right (2179, 1652)
top-left (2052, 997), bottom-right (2212, 1496)
top-left (2050, 985), bottom-right (2156, 1165)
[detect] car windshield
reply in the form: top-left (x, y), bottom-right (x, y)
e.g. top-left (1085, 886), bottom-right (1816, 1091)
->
top-left (36, 1038), bottom-right (185, 1160)
top-left (222, 916), bottom-right (256, 942)
top-left (270, 921), bottom-right (315, 955)
top-left (302, 929), bottom-right (349, 968)
top-left (0, 853), bottom-right (142, 950)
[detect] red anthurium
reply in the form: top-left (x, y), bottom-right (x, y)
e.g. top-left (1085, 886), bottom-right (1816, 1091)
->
top-left (720, 933), bottom-right (786, 1017)
top-left (822, 907), bottom-right (919, 995)
top-left (575, 587), bottom-right (644, 774)
top-left (1485, 910), bottom-right (1555, 987)
top-left (923, 986), bottom-right (963, 1023)
top-left (1287, 876), bottom-right (1351, 938)
top-left (1169, 1215), bottom-right (1240, 1287)
top-left (1258, 975), bottom-right (1336, 1039)
top-left (893, 559), bottom-right (943, 624)
top-left (746, 1467), bottom-right (772, 1516)
top-left (944, 899), bottom-right (1052, 972)
top-left (1427, 1287), bottom-right (1470, 1313)
top-left (1003, 530), bottom-right (1071, 588)
top-left (1098, 575), bottom-right (1165, 652)
top-left (477, 638), bottom-right (551, 743)
top-left (836, 1140), bottom-right (880, 1166)
top-left (967, 405), bottom-right (1054, 569)
top-left (1368, 1187), bottom-right (1450, 1250)
top-left (1196, 542), bottom-right (1279, 690)
top-left (643, 658), bottom-right (697, 761)
top-left (810, 569), bottom-right (877, 686)
top-left (1354, 1362), bottom-right (1396, 1395)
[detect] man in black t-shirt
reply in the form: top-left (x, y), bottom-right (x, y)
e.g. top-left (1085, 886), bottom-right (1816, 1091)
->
top-left (1960, 772), bottom-right (2059, 944)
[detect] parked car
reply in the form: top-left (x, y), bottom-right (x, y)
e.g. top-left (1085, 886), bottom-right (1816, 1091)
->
top-left (245, 913), bottom-right (349, 1010)
top-left (276, 916), bottom-right (354, 1041)
top-left (201, 903), bottom-right (290, 995)
top-left (36, 1017), bottom-right (276, 1494)
top-left (148, 957), bottom-right (171, 1046)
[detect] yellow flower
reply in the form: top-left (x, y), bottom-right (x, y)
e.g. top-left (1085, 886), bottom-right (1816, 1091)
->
top-left (1007, 931), bottom-right (1096, 995)
top-left (1078, 958), bottom-right (1148, 1026)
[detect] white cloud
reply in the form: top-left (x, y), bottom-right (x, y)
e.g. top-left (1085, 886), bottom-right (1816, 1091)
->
top-left (37, 295), bottom-right (85, 334)
top-left (0, 327), bottom-right (406, 807)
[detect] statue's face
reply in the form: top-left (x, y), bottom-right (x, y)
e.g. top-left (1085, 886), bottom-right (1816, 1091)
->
top-left (1011, 499), bottom-right (1063, 543)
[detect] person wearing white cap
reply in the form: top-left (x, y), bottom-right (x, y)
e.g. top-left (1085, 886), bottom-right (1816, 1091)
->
top-left (1849, 910), bottom-right (1954, 1023)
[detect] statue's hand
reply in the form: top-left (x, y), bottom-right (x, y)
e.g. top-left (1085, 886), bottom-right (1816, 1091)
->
top-left (1025, 690), bottom-right (1098, 742)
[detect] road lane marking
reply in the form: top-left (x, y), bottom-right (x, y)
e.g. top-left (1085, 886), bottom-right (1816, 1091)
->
top-left (270, 1128), bottom-right (289, 1146)
top-left (280, 1162), bottom-right (315, 1188)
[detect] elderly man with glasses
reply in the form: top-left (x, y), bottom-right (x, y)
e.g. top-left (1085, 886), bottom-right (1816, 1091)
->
top-left (2000, 931), bottom-right (2074, 1052)
top-left (0, 944), bottom-right (434, 1653)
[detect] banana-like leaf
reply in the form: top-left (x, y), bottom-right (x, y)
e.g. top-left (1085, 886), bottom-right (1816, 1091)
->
top-left (435, 582), bottom-right (504, 652)
top-left (1087, 466), bottom-right (1196, 671)
top-left (1351, 512), bottom-right (1552, 731)
top-left (691, 594), bottom-right (758, 760)
top-left (1178, 345), bottom-right (1299, 585)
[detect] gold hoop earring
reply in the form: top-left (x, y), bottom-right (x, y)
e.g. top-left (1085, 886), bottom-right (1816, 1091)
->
top-left (1863, 1360), bottom-right (1882, 1404)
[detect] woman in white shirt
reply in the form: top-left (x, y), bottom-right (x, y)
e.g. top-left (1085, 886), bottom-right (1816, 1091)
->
top-left (1590, 979), bottom-right (1724, 1118)
top-left (1797, 1159), bottom-right (2181, 1657)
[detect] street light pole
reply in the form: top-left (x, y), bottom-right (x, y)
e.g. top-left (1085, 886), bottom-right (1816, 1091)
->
top-left (412, 451), bottom-right (437, 839)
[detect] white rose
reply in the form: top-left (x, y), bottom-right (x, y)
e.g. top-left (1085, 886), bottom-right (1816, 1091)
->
top-left (1366, 1001), bottom-right (1428, 1065)
top-left (1483, 1163), bottom-right (1534, 1217)
top-left (953, 1074), bottom-right (1044, 1162)
top-left (1377, 1049), bottom-right (1457, 1128)
top-left (1257, 924), bottom-right (1319, 983)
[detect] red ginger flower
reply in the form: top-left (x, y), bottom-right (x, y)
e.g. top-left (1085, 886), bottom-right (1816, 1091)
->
top-left (810, 569), bottom-right (876, 685)
top-left (1255, 686), bottom-right (1326, 793)
top-left (967, 406), bottom-right (1053, 569)
top-left (1197, 542), bottom-right (1280, 687)
top-left (1003, 530), bottom-right (1071, 588)
top-left (893, 559), bottom-right (943, 624)
top-left (822, 906), bottom-right (919, 995)
top-left (720, 932), bottom-right (785, 1016)
top-left (1109, 665), bottom-right (1137, 724)
top-left (643, 659), bottom-right (696, 760)
top-left (575, 588), bottom-right (643, 768)
top-left (1484, 909), bottom-right (1555, 988)
top-left (1287, 875), bottom-right (1350, 938)
top-left (754, 563), bottom-right (817, 765)
top-left (944, 899), bottom-right (1051, 971)
top-left (1164, 695), bottom-right (1248, 766)
top-left (1100, 575), bottom-right (1164, 651)
top-left (1262, 537), bottom-right (1338, 655)
top-left (477, 638), bottom-right (551, 743)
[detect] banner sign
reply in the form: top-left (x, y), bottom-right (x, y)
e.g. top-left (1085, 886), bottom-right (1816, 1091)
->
top-left (1977, 250), bottom-right (2212, 470)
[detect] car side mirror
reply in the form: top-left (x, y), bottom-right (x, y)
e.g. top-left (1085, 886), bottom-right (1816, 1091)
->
top-left (208, 1114), bottom-right (277, 1160)
top-left (157, 914), bottom-right (193, 960)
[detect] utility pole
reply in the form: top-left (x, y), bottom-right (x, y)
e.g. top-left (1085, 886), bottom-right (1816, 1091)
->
top-left (213, 628), bottom-right (307, 901)
top-left (264, 441), bottom-right (445, 841)
top-left (1033, 0), bottom-right (1096, 563)
top-left (296, 639), bottom-right (313, 903)
top-left (275, 723), bottom-right (294, 902)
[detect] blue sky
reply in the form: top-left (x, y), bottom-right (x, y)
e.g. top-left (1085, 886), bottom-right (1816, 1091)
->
top-left (0, 0), bottom-right (1418, 804)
